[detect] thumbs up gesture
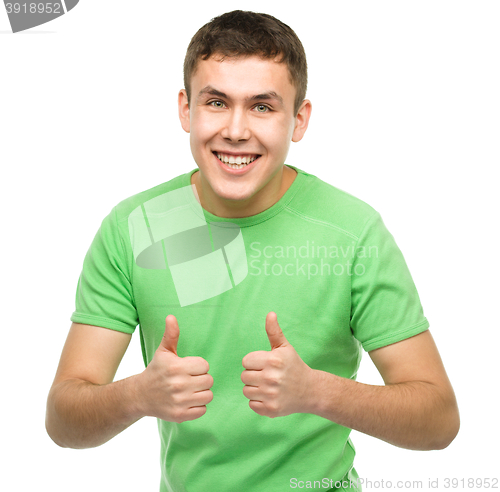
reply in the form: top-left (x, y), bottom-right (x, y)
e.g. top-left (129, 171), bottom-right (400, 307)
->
top-left (241, 312), bottom-right (315, 418)
top-left (136, 315), bottom-right (214, 423)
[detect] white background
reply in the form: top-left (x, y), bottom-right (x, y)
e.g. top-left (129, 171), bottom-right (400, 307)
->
top-left (1, 1), bottom-right (499, 490)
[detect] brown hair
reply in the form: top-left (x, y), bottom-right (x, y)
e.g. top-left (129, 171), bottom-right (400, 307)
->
top-left (183, 10), bottom-right (307, 116)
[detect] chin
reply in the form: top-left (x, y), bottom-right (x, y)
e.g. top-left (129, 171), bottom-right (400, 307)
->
top-left (207, 180), bottom-right (250, 198)
top-left (216, 189), bottom-right (253, 202)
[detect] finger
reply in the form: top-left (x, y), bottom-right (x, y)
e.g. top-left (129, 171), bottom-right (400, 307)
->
top-left (181, 405), bottom-right (208, 422)
top-left (242, 351), bottom-right (269, 370)
top-left (160, 315), bottom-right (180, 354)
top-left (191, 373), bottom-right (214, 392)
top-left (183, 356), bottom-right (210, 376)
top-left (183, 389), bottom-right (214, 410)
top-left (241, 369), bottom-right (260, 386)
top-left (242, 384), bottom-right (261, 401)
top-left (248, 400), bottom-right (268, 417)
top-left (189, 389), bottom-right (214, 406)
top-left (265, 312), bottom-right (288, 350)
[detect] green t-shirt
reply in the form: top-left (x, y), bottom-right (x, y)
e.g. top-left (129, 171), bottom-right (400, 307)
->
top-left (71, 165), bottom-right (429, 492)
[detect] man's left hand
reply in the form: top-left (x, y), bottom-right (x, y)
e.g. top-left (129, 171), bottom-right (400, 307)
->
top-left (241, 312), bottom-right (315, 418)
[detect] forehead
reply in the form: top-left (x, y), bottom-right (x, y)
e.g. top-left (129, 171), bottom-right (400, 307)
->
top-left (191, 55), bottom-right (295, 106)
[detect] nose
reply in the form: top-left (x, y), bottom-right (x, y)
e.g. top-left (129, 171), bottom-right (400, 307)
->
top-left (220, 108), bottom-right (251, 142)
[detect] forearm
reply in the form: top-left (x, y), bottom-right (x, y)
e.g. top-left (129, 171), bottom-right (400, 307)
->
top-left (308, 370), bottom-right (459, 451)
top-left (45, 375), bottom-right (143, 449)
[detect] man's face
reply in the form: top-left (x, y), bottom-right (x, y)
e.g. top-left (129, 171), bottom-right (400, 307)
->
top-left (178, 54), bottom-right (310, 217)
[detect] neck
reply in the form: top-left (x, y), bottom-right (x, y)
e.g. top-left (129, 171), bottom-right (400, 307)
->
top-left (191, 165), bottom-right (297, 218)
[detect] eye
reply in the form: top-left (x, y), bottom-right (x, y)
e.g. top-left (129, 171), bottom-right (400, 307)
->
top-left (255, 104), bottom-right (270, 113)
top-left (210, 100), bottom-right (226, 109)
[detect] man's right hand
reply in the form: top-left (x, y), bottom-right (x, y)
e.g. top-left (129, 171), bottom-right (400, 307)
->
top-left (135, 315), bottom-right (214, 423)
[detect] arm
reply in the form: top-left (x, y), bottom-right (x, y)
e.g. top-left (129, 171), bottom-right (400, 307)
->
top-left (46, 317), bottom-right (213, 449)
top-left (45, 322), bottom-right (142, 449)
top-left (241, 313), bottom-right (460, 451)
top-left (309, 329), bottom-right (460, 450)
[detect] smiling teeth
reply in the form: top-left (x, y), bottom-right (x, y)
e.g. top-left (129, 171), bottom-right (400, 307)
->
top-left (217, 153), bottom-right (257, 169)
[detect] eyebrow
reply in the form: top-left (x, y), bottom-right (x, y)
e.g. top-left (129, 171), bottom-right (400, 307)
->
top-left (197, 85), bottom-right (284, 107)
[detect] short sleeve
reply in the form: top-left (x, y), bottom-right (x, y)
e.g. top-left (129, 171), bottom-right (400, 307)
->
top-left (350, 211), bottom-right (429, 352)
top-left (70, 207), bottom-right (138, 334)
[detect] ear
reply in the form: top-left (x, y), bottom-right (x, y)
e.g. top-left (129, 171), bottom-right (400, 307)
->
top-left (291, 99), bottom-right (312, 143)
top-left (178, 89), bottom-right (191, 133)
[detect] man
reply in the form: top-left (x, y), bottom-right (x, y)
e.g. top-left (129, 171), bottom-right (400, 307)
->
top-left (46, 10), bottom-right (459, 492)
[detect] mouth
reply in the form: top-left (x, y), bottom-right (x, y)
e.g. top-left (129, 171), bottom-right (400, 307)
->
top-left (213, 151), bottom-right (261, 170)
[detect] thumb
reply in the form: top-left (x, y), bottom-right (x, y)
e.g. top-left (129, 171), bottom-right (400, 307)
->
top-left (265, 312), bottom-right (288, 350)
top-left (160, 315), bottom-right (180, 355)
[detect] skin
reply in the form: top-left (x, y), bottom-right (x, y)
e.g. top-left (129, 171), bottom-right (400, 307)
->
top-left (45, 318), bottom-right (214, 448)
top-left (241, 312), bottom-right (460, 450)
top-left (178, 54), bottom-right (312, 218)
top-left (46, 54), bottom-right (459, 452)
